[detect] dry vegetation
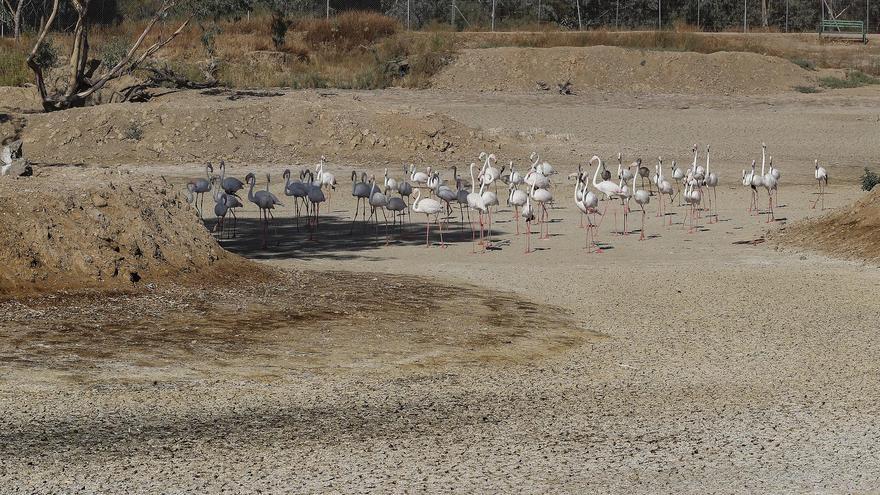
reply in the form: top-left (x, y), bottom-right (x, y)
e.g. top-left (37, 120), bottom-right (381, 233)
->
top-left (2, 12), bottom-right (880, 93)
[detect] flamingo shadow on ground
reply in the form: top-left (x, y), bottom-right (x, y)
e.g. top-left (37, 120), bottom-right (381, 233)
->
top-left (207, 213), bottom-right (488, 261)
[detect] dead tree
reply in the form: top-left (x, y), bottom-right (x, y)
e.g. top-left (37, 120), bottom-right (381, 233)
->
top-left (25, 0), bottom-right (195, 112)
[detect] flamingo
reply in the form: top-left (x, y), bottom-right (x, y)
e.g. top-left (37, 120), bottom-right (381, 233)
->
top-left (506, 161), bottom-right (523, 187)
top-left (508, 183), bottom-right (528, 235)
top-left (592, 155), bottom-right (625, 233)
top-left (410, 164), bottom-right (430, 187)
top-left (245, 172), bottom-right (283, 248)
top-left (481, 182), bottom-right (500, 246)
top-left (283, 169), bottom-right (308, 231)
top-left (479, 152), bottom-right (502, 193)
top-left (190, 163), bottom-right (214, 218)
top-left (812, 159), bottom-right (829, 210)
top-left (704, 145), bottom-right (719, 223)
top-left (656, 159), bottom-right (674, 226)
top-left (218, 161), bottom-right (245, 197)
top-left (632, 173), bottom-right (650, 241)
top-left (671, 160), bottom-right (686, 205)
top-left (763, 157), bottom-right (778, 223)
top-left (522, 186), bottom-right (536, 254)
top-left (305, 170), bottom-right (326, 240)
top-left (747, 160), bottom-right (763, 214)
top-left (315, 156), bottom-right (337, 204)
top-left (434, 174), bottom-right (457, 215)
top-left (450, 167), bottom-right (471, 225)
top-left (350, 171), bottom-right (371, 232)
top-left (411, 189), bottom-right (445, 247)
top-left (530, 181), bottom-right (553, 240)
top-left (384, 167), bottom-right (398, 194)
top-left (386, 196), bottom-right (408, 233)
top-left (397, 168), bottom-right (414, 222)
top-left (684, 179), bottom-right (703, 233)
top-left (574, 170), bottom-right (600, 251)
top-left (467, 163), bottom-right (489, 251)
top-left (368, 175), bottom-right (390, 241)
top-left (637, 160), bottom-right (652, 193)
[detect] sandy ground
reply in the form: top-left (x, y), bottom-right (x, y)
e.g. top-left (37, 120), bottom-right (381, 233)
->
top-left (3, 178), bottom-right (879, 492)
top-left (2, 82), bottom-right (880, 491)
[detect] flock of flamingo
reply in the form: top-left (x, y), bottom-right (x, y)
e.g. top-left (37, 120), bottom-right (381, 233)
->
top-left (185, 144), bottom-right (832, 252)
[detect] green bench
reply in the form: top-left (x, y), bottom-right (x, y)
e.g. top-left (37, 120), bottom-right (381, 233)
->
top-left (819, 19), bottom-right (867, 43)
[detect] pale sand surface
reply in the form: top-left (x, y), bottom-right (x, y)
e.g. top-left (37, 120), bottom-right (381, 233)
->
top-left (1, 87), bottom-right (879, 493)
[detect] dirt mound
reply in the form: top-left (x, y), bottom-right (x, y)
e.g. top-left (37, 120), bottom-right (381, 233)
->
top-left (777, 188), bottom-right (880, 262)
top-left (0, 168), bottom-right (250, 294)
top-left (431, 46), bottom-right (816, 95)
top-left (13, 90), bottom-right (516, 167)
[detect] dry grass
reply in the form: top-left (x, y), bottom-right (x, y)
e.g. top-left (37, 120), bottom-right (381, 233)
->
top-left (0, 39), bottom-right (30, 87)
top-left (3, 13), bottom-right (879, 92)
top-left (300, 11), bottom-right (399, 51)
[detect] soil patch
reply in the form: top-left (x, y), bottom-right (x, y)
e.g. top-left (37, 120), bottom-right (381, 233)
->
top-left (0, 167), bottom-right (251, 294)
top-left (775, 188), bottom-right (880, 262)
top-left (431, 46), bottom-right (817, 95)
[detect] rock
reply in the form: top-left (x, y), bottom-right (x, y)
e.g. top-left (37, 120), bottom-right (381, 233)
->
top-left (92, 194), bottom-right (108, 208)
top-left (2, 158), bottom-right (32, 178)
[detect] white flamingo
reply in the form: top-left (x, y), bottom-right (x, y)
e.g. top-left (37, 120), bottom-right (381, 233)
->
top-left (522, 186), bottom-right (536, 254)
top-left (508, 183), bottom-right (528, 235)
top-left (632, 173), bottom-right (650, 241)
top-left (704, 145), bottom-right (719, 223)
top-left (467, 163), bottom-right (489, 251)
top-left (530, 181), bottom-right (553, 240)
top-left (575, 169), bottom-right (600, 251)
top-left (411, 189), bottom-right (445, 248)
top-left (812, 159), bottom-right (829, 210)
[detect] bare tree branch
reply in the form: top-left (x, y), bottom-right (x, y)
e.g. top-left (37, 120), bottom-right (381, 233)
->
top-left (77, 2), bottom-right (193, 99)
top-left (25, 0), bottom-right (60, 103)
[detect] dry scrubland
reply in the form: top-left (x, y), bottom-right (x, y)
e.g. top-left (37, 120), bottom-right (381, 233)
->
top-left (2, 20), bottom-right (880, 493)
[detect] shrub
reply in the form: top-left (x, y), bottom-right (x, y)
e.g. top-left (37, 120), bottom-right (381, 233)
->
top-left (862, 168), bottom-right (880, 192)
top-left (820, 70), bottom-right (880, 89)
top-left (270, 9), bottom-right (289, 51)
top-left (123, 122), bottom-right (144, 141)
top-left (301, 11), bottom-right (399, 51)
top-left (791, 58), bottom-right (816, 71)
top-left (794, 85), bottom-right (820, 93)
top-left (100, 36), bottom-right (131, 71)
top-left (32, 37), bottom-right (59, 70)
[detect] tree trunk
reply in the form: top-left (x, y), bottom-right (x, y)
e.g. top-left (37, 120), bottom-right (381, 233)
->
top-left (761, 0), bottom-right (768, 26)
top-left (13, 0), bottom-right (23, 40)
top-left (27, 0), bottom-right (191, 113)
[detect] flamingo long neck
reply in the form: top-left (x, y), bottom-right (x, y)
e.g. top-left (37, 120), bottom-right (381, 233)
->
top-left (285, 172), bottom-right (291, 191)
top-left (705, 148), bottom-right (710, 175)
top-left (591, 157), bottom-right (602, 187)
top-left (220, 163), bottom-right (226, 181)
top-left (413, 188), bottom-right (421, 209)
top-left (761, 146), bottom-right (766, 175)
top-left (632, 172), bottom-right (637, 192)
top-left (205, 164), bottom-right (211, 179)
top-left (469, 164), bottom-right (476, 193)
top-left (691, 148), bottom-right (697, 172)
top-left (247, 178), bottom-right (255, 202)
